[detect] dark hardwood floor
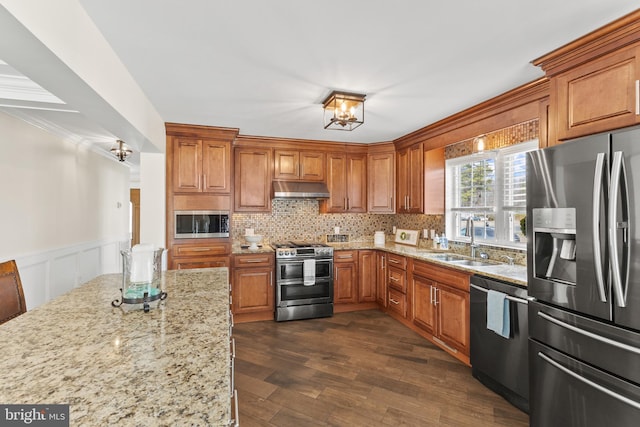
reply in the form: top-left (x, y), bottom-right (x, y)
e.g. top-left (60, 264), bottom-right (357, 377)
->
top-left (233, 310), bottom-right (529, 426)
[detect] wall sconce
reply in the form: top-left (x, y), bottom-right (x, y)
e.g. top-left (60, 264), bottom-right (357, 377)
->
top-left (322, 91), bottom-right (365, 131)
top-left (110, 139), bottom-right (133, 162)
top-left (473, 135), bottom-right (486, 153)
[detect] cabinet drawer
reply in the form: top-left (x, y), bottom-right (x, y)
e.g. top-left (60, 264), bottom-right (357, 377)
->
top-left (174, 257), bottom-right (229, 270)
top-left (233, 254), bottom-right (273, 268)
top-left (388, 266), bottom-right (406, 293)
top-left (334, 250), bottom-right (357, 263)
top-left (387, 253), bottom-right (407, 270)
top-left (388, 288), bottom-right (407, 318)
top-left (173, 243), bottom-right (230, 257)
top-left (412, 259), bottom-right (470, 292)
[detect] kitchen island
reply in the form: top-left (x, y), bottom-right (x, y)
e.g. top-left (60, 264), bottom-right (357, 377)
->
top-left (0, 268), bottom-right (233, 426)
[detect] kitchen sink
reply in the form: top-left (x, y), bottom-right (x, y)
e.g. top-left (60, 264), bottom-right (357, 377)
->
top-left (449, 259), bottom-right (495, 267)
top-left (428, 254), bottom-right (464, 261)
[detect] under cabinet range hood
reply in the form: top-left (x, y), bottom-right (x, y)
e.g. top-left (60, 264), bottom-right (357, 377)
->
top-left (272, 181), bottom-right (330, 199)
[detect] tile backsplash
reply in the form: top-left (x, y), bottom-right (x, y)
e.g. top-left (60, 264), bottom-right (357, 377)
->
top-left (232, 199), bottom-right (444, 243)
top-left (232, 199), bottom-right (525, 265)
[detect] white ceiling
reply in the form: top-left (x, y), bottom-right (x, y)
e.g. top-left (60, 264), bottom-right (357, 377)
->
top-left (2, 1), bottom-right (639, 165)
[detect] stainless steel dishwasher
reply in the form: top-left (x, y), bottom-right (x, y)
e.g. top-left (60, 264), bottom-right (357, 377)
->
top-left (470, 274), bottom-right (530, 413)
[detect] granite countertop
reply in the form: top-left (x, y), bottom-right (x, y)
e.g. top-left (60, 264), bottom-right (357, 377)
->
top-left (231, 243), bottom-right (274, 255)
top-left (0, 268), bottom-right (232, 426)
top-left (328, 241), bottom-right (528, 286)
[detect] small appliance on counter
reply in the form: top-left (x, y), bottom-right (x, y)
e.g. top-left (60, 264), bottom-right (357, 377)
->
top-left (374, 231), bottom-right (385, 245)
top-left (112, 244), bottom-right (167, 312)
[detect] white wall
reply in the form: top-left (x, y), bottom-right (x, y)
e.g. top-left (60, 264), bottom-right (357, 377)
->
top-left (0, 111), bottom-right (130, 309)
top-left (140, 152), bottom-right (166, 266)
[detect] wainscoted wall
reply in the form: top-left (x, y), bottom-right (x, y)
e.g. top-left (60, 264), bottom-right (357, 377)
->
top-left (14, 239), bottom-right (129, 310)
top-left (232, 199), bottom-right (445, 244)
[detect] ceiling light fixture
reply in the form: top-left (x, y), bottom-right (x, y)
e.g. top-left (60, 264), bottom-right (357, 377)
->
top-left (322, 91), bottom-right (365, 131)
top-left (110, 139), bottom-right (132, 162)
top-left (473, 135), bottom-right (486, 153)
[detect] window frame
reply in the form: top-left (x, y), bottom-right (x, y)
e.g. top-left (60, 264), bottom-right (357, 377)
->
top-left (445, 139), bottom-right (538, 249)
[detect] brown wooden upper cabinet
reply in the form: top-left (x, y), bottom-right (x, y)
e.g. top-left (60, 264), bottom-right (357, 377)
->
top-left (396, 143), bottom-right (423, 213)
top-left (274, 149), bottom-right (326, 182)
top-left (553, 46), bottom-right (640, 141)
top-left (322, 152), bottom-right (367, 213)
top-left (173, 138), bottom-right (231, 194)
top-left (234, 147), bottom-right (272, 212)
top-left (424, 146), bottom-right (445, 215)
top-left (367, 151), bottom-right (395, 213)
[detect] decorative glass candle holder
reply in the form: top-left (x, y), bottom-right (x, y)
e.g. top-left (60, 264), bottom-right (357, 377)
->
top-left (112, 246), bottom-right (167, 312)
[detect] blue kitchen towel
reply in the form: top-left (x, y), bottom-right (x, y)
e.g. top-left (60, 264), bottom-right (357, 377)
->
top-left (487, 290), bottom-right (510, 338)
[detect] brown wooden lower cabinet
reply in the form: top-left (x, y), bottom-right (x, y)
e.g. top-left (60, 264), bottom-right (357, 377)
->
top-left (334, 250), bottom-right (358, 304)
top-left (410, 259), bottom-right (470, 359)
top-left (358, 250), bottom-right (377, 302)
top-left (386, 254), bottom-right (408, 319)
top-left (170, 242), bottom-right (230, 270)
top-left (174, 257), bottom-right (229, 270)
top-left (435, 283), bottom-right (469, 353)
top-left (387, 287), bottom-right (407, 318)
top-left (375, 251), bottom-right (387, 307)
top-left (412, 274), bottom-right (436, 335)
top-left (231, 253), bottom-right (274, 322)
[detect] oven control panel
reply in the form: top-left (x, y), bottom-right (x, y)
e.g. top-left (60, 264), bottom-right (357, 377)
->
top-left (275, 247), bottom-right (334, 259)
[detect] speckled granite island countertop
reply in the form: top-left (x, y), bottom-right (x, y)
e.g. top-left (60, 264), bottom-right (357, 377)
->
top-left (0, 268), bottom-right (232, 426)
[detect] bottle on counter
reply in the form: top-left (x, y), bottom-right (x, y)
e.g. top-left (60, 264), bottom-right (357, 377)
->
top-left (440, 233), bottom-right (448, 250)
top-left (433, 233), bottom-right (440, 249)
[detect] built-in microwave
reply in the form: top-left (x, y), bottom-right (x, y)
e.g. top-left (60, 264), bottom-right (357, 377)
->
top-left (174, 210), bottom-right (230, 238)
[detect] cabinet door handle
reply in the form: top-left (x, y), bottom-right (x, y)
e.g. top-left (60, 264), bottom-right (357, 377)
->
top-left (388, 258), bottom-right (400, 264)
top-left (337, 254), bottom-right (353, 259)
top-left (390, 276), bottom-right (399, 282)
top-left (434, 287), bottom-right (439, 305)
top-left (389, 298), bottom-right (400, 305)
top-left (344, 198), bottom-right (347, 210)
top-left (244, 259), bottom-right (267, 263)
top-left (636, 80), bottom-right (640, 116)
top-left (190, 248), bottom-right (212, 252)
top-left (347, 198), bottom-right (350, 210)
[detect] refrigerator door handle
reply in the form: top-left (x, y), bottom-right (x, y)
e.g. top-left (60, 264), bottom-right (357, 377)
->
top-left (537, 351), bottom-right (640, 410)
top-left (592, 152), bottom-right (607, 302)
top-left (609, 151), bottom-right (629, 307)
top-left (537, 310), bottom-right (640, 355)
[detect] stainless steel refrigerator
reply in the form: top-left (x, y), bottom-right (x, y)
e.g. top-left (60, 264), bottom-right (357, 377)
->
top-left (526, 127), bottom-right (640, 427)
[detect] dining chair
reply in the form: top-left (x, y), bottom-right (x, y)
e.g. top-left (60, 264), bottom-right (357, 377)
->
top-left (0, 260), bottom-right (27, 325)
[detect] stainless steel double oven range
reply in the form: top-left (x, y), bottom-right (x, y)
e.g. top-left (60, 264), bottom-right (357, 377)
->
top-left (271, 241), bottom-right (334, 322)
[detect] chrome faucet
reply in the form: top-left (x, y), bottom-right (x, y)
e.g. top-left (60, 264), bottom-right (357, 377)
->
top-left (465, 217), bottom-right (479, 258)
top-left (501, 255), bottom-right (515, 265)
